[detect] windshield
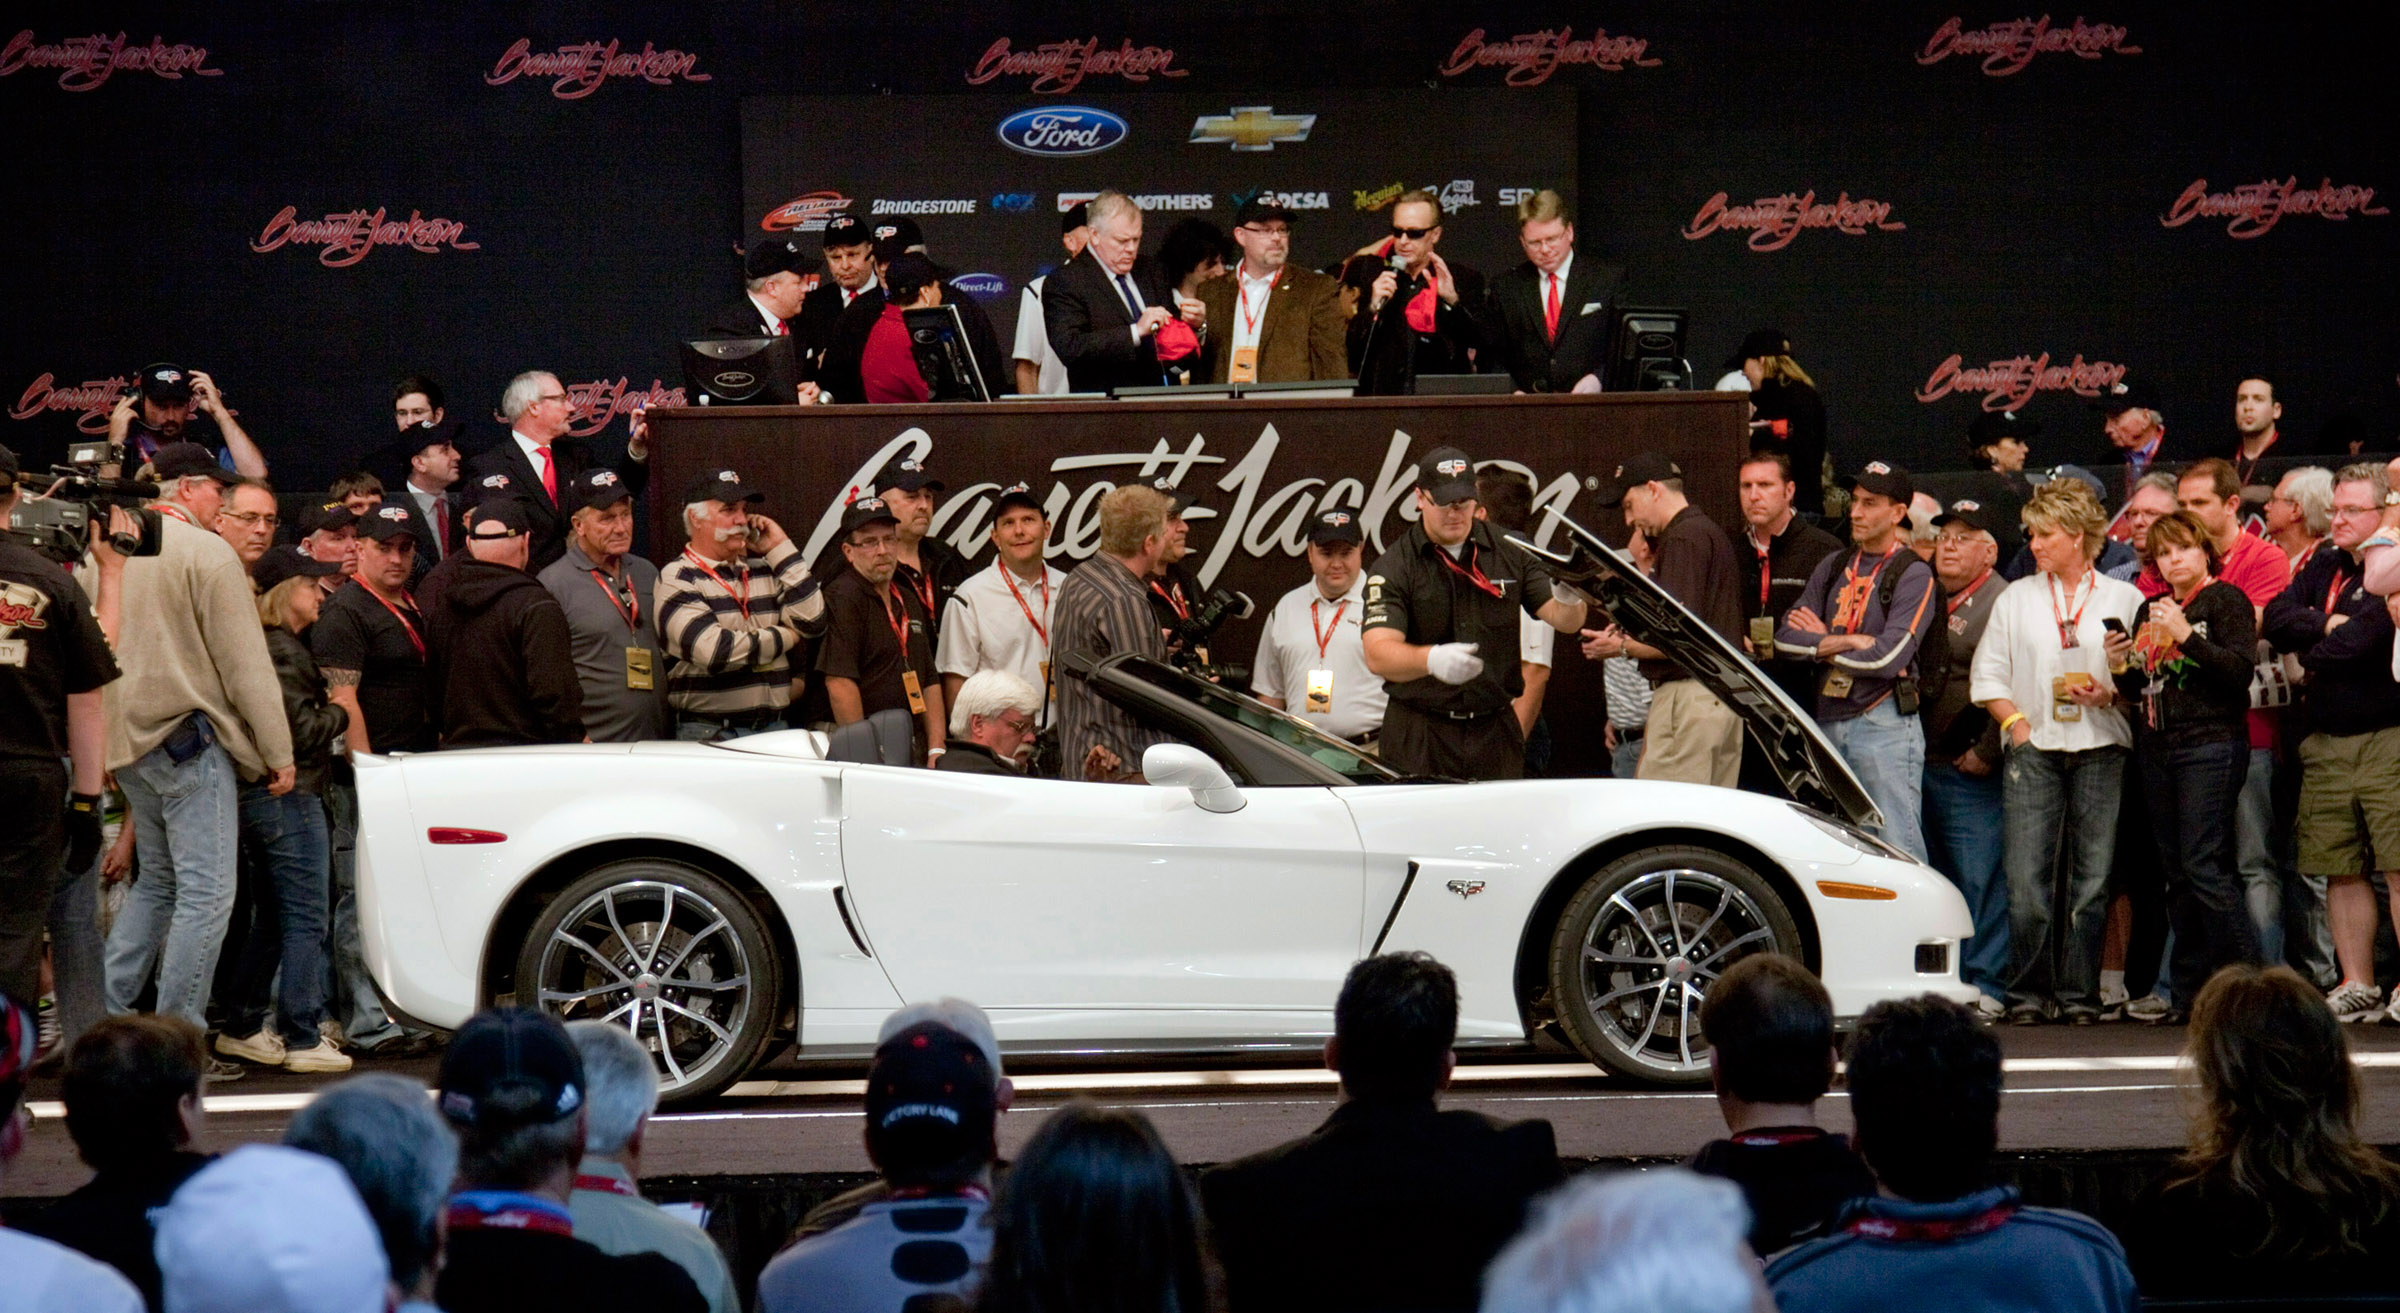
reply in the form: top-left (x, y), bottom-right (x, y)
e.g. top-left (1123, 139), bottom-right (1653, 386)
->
top-left (1116, 660), bottom-right (1405, 784)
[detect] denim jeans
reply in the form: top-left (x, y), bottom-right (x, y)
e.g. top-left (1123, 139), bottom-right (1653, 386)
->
top-left (228, 785), bottom-right (332, 1046)
top-left (674, 716), bottom-right (787, 742)
top-left (1610, 732), bottom-right (1644, 781)
top-left (105, 738), bottom-right (241, 1030)
top-left (1923, 760), bottom-right (2010, 1000)
top-left (322, 780), bottom-right (401, 1048)
top-left (2002, 742), bottom-right (2126, 1014)
top-left (2138, 736), bottom-right (2258, 1005)
top-left (2233, 747), bottom-right (2282, 960)
top-left (1822, 699), bottom-right (1928, 863)
top-left (46, 841), bottom-right (107, 1053)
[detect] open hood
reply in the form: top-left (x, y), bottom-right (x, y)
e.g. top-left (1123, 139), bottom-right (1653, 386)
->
top-left (1508, 511), bottom-right (1883, 830)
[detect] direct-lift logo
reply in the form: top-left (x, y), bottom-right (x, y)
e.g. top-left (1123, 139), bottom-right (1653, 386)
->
top-left (966, 37), bottom-right (1186, 94)
top-left (1683, 190), bottom-right (1905, 250)
top-left (952, 273), bottom-right (1009, 298)
top-left (2160, 177), bottom-right (2386, 239)
top-left (0, 30), bottom-right (220, 90)
top-left (1917, 352), bottom-right (2126, 411)
top-left (1438, 26), bottom-right (1660, 85)
top-left (998, 105), bottom-right (1129, 157)
top-left (486, 38), bottom-right (709, 99)
top-left (1917, 16), bottom-right (2139, 75)
top-left (251, 207), bottom-right (480, 268)
top-left (761, 191), bottom-right (855, 232)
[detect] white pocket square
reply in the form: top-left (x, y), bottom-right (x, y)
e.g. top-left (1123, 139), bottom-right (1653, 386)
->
top-left (1579, 302), bottom-right (1603, 315)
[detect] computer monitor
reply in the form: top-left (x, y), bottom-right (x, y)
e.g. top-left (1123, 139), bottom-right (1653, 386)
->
top-left (1604, 307), bottom-right (1692, 391)
top-left (680, 337), bottom-right (800, 406)
top-left (902, 306), bottom-right (991, 402)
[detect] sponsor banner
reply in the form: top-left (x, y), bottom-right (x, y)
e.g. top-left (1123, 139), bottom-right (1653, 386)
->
top-left (874, 198), bottom-right (977, 215)
top-left (1682, 190), bottom-right (1906, 250)
top-left (1917, 16), bottom-right (2139, 76)
top-left (2159, 177), bottom-right (2387, 239)
top-left (1189, 106), bottom-right (1315, 152)
top-left (1231, 189), bottom-right (1332, 211)
top-left (1917, 352), bottom-right (2127, 411)
top-left (1131, 193), bottom-right (1213, 211)
top-left (485, 38), bottom-right (708, 99)
top-left (965, 37), bottom-right (1186, 93)
top-left (250, 207), bottom-right (479, 268)
top-left (1438, 26), bottom-right (1660, 86)
top-left (564, 378), bottom-right (685, 439)
top-left (1435, 180), bottom-right (1479, 214)
top-left (760, 191), bottom-right (854, 232)
top-left (951, 273), bottom-right (1008, 298)
top-left (0, 30), bottom-right (220, 90)
top-left (11, 373), bottom-right (134, 434)
top-left (997, 105), bottom-right (1129, 156)
top-left (990, 192), bottom-right (1037, 214)
top-left (1057, 191), bottom-right (1101, 212)
top-left (1354, 182), bottom-right (1405, 212)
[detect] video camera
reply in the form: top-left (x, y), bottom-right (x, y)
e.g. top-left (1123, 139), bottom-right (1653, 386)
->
top-left (4, 438), bottom-right (165, 565)
top-left (1170, 587), bottom-right (1255, 687)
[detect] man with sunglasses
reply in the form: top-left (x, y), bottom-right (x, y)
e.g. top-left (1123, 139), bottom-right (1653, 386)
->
top-left (1347, 190), bottom-right (1489, 396)
top-left (1193, 198), bottom-right (1347, 384)
top-left (462, 369), bottom-right (650, 573)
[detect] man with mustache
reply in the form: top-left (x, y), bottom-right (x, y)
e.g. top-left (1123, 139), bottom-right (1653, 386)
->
top-left (654, 468), bottom-right (825, 740)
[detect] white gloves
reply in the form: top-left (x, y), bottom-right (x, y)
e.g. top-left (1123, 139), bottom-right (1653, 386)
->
top-left (1552, 580), bottom-right (1590, 609)
top-left (1426, 642), bottom-right (1485, 686)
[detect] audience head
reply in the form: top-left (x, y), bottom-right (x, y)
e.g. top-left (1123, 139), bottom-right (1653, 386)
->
top-left (329, 471), bottom-right (385, 518)
top-left (437, 1007), bottom-right (589, 1193)
top-left (2267, 465), bottom-right (2334, 539)
top-left (1230, 198), bottom-right (1291, 275)
top-left (864, 1020), bottom-right (1002, 1192)
top-left (150, 442), bottom-right (236, 527)
top-left (405, 423), bottom-right (461, 493)
top-left (298, 502), bottom-right (361, 576)
top-left (1306, 504), bottom-right (1366, 597)
top-left (134, 363), bottom-right (199, 438)
top-left (2098, 379), bottom-right (2165, 451)
top-left (2331, 462), bottom-right (2388, 552)
top-left (950, 670), bottom-right (1041, 763)
top-left (1595, 451), bottom-right (1686, 537)
top-left (2146, 510), bottom-right (2219, 594)
top-left (1931, 500), bottom-right (2000, 590)
top-left (1737, 451), bottom-right (1797, 530)
top-left (1475, 468), bottom-right (1538, 534)
top-left (1966, 410), bottom-right (2038, 474)
top-left (2119, 471), bottom-right (2179, 560)
top-left (883, 253), bottom-right (942, 309)
top-left (871, 456), bottom-right (943, 542)
top-left (1515, 189), bottom-right (1576, 276)
top-left (680, 468), bottom-right (764, 560)
top-left (1844, 995), bottom-right (2002, 1203)
top-left (1086, 191), bottom-right (1144, 276)
top-left (2176, 457), bottom-right (2243, 541)
top-left (978, 1101), bottom-right (1208, 1313)
top-left (2021, 476), bottom-right (2107, 575)
top-left (1481, 1168), bottom-right (1762, 1313)
top-left (63, 1013), bottom-right (206, 1173)
top-left (1060, 201), bottom-right (1094, 257)
top-left (567, 469), bottom-right (635, 564)
top-left (215, 477), bottom-right (279, 566)
top-left (1839, 462), bottom-right (1914, 553)
top-left (566, 1021), bottom-right (660, 1164)
top-left (1698, 954), bottom-right (1837, 1112)
top-left (1331, 951), bottom-right (1458, 1103)
top-left (284, 1073), bottom-right (460, 1299)
top-left (744, 234), bottom-right (816, 320)
top-left (990, 482), bottom-right (1050, 574)
top-left (156, 1145), bottom-right (389, 1313)
top-left (822, 213), bottom-right (877, 290)
top-left (1906, 492), bottom-right (1943, 556)
top-left (839, 497), bottom-right (902, 584)
top-left (500, 370), bottom-right (573, 441)
top-left (393, 374), bottom-right (447, 430)
top-left (2233, 375), bottom-right (2280, 438)
top-left (1738, 328), bottom-right (1811, 389)
top-left (1097, 483), bottom-right (1174, 567)
top-left (464, 497), bottom-right (533, 569)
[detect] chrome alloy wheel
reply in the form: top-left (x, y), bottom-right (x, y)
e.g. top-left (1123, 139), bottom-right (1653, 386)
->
top-left (1576, 867), bottom-right (1777, 1078)
top-left (533, 879), bottom-right (756, 1096)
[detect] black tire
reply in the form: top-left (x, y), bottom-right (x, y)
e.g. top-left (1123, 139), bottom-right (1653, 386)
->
top-left (514, 858), bottom-right (782, 1104)
top-left (1547, 845), bottom-right (1804, 1084)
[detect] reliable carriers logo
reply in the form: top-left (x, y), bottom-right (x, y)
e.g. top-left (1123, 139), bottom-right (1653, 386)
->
top-left (1682, 190), bottom-right (1906, 250)
top-left (997, 106), bottom-right (1128, 156)
top-left (966, 37), bottom-right (1186, 93)
top-left (485, 38), bottom-right (709, 99)
top-left (1, 30), bottom-right (221, 90)
top-left (1438, 26), bottom-right (1660, 86)
top-left (250, 207), bottom-right (480, 268)
top-left (2159, 177), bottom-right (2386, 239)
top-left (760, 191), bottom-right (854, 232)
top-left (1917, 16), bottom-right (2139, 75)
top-left (1917, 352), bottom-right (2127, 411)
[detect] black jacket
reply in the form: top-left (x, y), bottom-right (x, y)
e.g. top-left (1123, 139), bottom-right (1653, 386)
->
top-left (1750, 378), bottom-right (1828, 514)
top-left (1199, 1099), bottom-right (1561, 1313)
top-left (1043, 249), bottom-right (1175, 394)
top-left (426, 558), bottom-right (584, 748)
top-left (266, 626), bottom-right (347, 796)
top-left (22, 1149), bottom-right (211, 1310)
top-left (460, 437), bottom-right (649, 574)
top-left (935, 741), bottom-right (1020, 774)
top-left (1348, 261), bottom-right (1489, 396)
top-left (793, 280), bottom-right (855, 375)
top-left (1685, 1128), bottom-right (1876, 1258)
top-left (439, 1227), bottom-right (705, 1313)
top-left (2264, 547), bottom-right (2400, 738)
top-left (2111, 581), bottom-right (2255, 747)
top-left (1488, 255), bottom-right (1623, 393)
top-left (1736, 514), bottom-right (1845, 709)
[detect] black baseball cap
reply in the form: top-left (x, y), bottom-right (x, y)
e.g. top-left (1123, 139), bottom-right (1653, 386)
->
top-left (252, 543), bottom-right (343, 591)
top-left (870, 216), bottom-right (925, 252)
top-left (356, 501), bottom-right (419, 543)
top-left (864, 1022), bottom-right (999, 1188)
top-left (438, 1008), bottom-right (585, 1132)
top-left (1415, 447), bottom-right (1480, 505)
top-left (744, 234), bottom-right (817, 282)
top-left (468, 497), bottom-right (531, 537)
top-left (684, 467), bottom-right (764, 506)
top-left (295, 502), bottom-right (357, 537)
top-left (567, 468), bottom-right (633, 513)
top-left (993, 481), bottom-right (1044, 515)
top-left (137, 362), bottom-right (196, 405)
top-left (1060, 202), bottom-right (1090, 233)
top-left (1841, 460), bottom-right (1916, 506)
top-left (1234, 197), bottom-right (1295, 228)
top-left (841, 495), bottom-right (900, 537)
top-left (465, 471), bottom-right (517, 503)
top-left (1931, 497), bottom-right (1998, 536)
top-left (1592, 451), bottom-right (1681, 508)
top-left (2091, 377), bottom-right (2163, 416)
top-left (1149, 476), bottom-right (1194, 516)
top-left (821, 214), bottom-right (871, 251)
top-left (1966, 410), bottom-right (2041, 449)
top-left (401, 417), bottom-right (465, 457)
top-left (875, 457), bottom-right (945, 495)
top-left (151, 441), bottom-right (235, 484)
top-left (1738, 328), bottom-right (1790, 361)
top-left (1308, 505), bottom-right (1364, 546)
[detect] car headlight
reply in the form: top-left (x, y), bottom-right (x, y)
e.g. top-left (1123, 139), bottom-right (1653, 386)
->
top-left (1791, 804), bottom-right (1915, 864)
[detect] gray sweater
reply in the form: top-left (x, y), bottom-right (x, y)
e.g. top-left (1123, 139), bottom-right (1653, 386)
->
top-left (90, 514), bottom-right (291, 777)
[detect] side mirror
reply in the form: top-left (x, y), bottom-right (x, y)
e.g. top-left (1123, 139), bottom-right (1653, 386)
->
top-left (1142, 744), bottom-right (1246, 814)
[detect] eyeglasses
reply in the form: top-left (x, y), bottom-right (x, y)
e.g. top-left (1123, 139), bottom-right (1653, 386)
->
top-left (537, 393), bottom-right (570, 405)
top-left (1521, 232), bottom-right (1569, 250)
top-left (220, 512), bottom-right (278, 528)
top-left (1390, 225), bottom-right (1434, 240)
top-left (997, 713), bottom-right (1036, 735)
top-left (1239, 224), bottom-right (1290, 238)
top-left (2332, 503), bottom-right (2380, 519)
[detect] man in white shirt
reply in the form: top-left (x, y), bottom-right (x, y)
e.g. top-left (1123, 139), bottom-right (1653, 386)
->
top-left (939, 483), bottom-right (1067, 727)
top-left (1253, 506), bottom-right (1385, 743)
top-left (1011, 202), bottom-right (1093, 396)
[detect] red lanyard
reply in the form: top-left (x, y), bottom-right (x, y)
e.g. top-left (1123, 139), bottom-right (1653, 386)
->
top-left (1152, 578), bottom-right (1192, 620)
top-left (1847, 1202), bottom-right (2018, 1243)
top-left (1238, 274), bottom-right (1271, 337)
top-left (890, 1183), bottom-right (992, 1203)
top-left (1832, 548), bottom-right (1899, 632)
top-left (2288, 538), bottom-right (2322, 583)
top-left (881, 586), bottom-right (913, 656)
top-left (2049, 571), bottom-right (2094, 650)
top-left (156, 503), bottom-right (197, 526)
top-left (446, 1197), bottom-right (574, 1237)
top-left (1310, 597), bottom-right (1349, 661)
top-left (2325, 568), bottom-right (2350, 616)
top-left (682, 548), bottom-right (751, 621)
top-left (900, 562), bottom-right (937, 620)
top-left (1945, 568), bottom-right (1993, 616)
top-left (1002, 566), bottom-right (1050, 645)
top-left (1754, 543), bottom-right (1772, 608)
top-left (357, 580), bottom-right (426, 661)
top-left (1434, 542), bottom-right (1505, 598)
top-left (573, 1173), bottom-right (637, 1198)
top-left (1732, 1128), bottom-right (1827, 1148)
top-left (589, 567), bottom-right (639, 632)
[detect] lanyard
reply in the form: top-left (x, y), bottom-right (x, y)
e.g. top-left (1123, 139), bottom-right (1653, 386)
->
top-left (1151, 577), bottom-right (1192, 620)
top-left (2288, 538), bottom-right (2323, 583)
top-left (589, 566), bottom-right (639, 633)
top-left (156, 503), bottom-right (197, 526)
top-left (1945, 568), bottom-right (1993, 616)
top-left (1001, 565), bottom-right (1051, 646)
top-left (1832, 547), bottom-right (1900, 632)
top-left (1754, 543), bottom-right (1773, 608)
top-left (1434, 542), bottom-right (1505, 598)
top-left (2325, 568), bottom-right (2351, 617)
top-left (1310, 597), bottom-right (1350, 661)
top-left (573, 1173), bottom-right (638, 1198)
top-left (682, 548), bottom-right (751, 622)
top-left (890, 1183), bottom-right (992, 1203)
top-left (1847, 1202), bottom-right (2018, 1243)
top-left (447, 1191), bottom-right (574, 1237)
top-left (897, 561), bottom-right (938, 621)
top-left (2048, 571), bottom-right (2094, 650)
top-left (1731, 1127), bottom-right (1828, 1148)
top-left (1238, 274), bottom-right (1271, 337)
top-left (881, 586), bottom-right (913, 656)
top-left (357, 580), bottom-right (426, 661)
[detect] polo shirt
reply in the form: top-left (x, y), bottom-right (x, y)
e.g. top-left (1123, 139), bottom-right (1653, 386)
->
top-left (1640, 504), bottom-right (1744, 685)
top-left (861, 304), bottom-right (929, 404)
top-left (1251, 575), bottom-right (1384, 741)
top-left (312, 580), bottom-right (433, 753)
top-left (938, 558), bottom-right (1068, 727)
top-left (538, 544), bottom-right (672, 742)
top-left (755, 1193), bottom-right (993, 1313)
top-left (816, 569), bottom-right (938, 721)
top-left (1362, 519), bottom-right (1556, 717)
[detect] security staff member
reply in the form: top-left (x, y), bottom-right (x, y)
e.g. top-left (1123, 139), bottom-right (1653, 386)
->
top-left (1253, 505), bottom-right (1384, 743)
top-left (0, 445), bottom-right (121, 1009)
top-left (1362, 448), bottom-right (1587, 779)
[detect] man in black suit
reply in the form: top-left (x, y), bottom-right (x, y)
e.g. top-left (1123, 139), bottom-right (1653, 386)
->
top-left (1042, 191), bottom-right (1206, 396)
top-left (2093, 377), bottom-right (2182, 502)
top-left (1348, 189), bottom-right (1488, 396)
top-left (704, 234), bottom-right (824, 404)
top-left (820, 225), bottom-right (1011, 402)
top-left (1489, 189), bottom-right (1623, 394)
top-left (1200, 953), bottom-right (1561, 1313)
top-left (794, 214), bottom-right (879, 376)
top-left (462, 370), bottom-right (649, 573)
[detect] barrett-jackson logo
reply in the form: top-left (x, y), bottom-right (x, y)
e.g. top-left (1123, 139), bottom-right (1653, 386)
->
top-left (761, 191), bottom-right (854, 232)
top-left (1918, 16), bottom-right (2140, 76)
top-left (564, 379), bottom-right (687, 439)
top-left (485, 38), bottom-right (708, 99)
top-left (965, 37), bottom-right (1186, 93)
top-left (1917, 352), bottom-right (2127, 411)
top-left (12, 373), bottom-right (132, 433)
top-left (2160, 177), bottom-right (2388, 239)
top-left (1, 30), bottom-right (221, 90)
top-left (1438, 26), bottom-right (1660, 86)
top-left (251, 207), bottom-right (479, 268)
top-left (1683, 191), bottom-right (1905, 250)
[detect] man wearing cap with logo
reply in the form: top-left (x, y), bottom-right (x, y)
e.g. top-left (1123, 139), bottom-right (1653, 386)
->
top-left (393, 419), bottom-right (465, 579)
top-left (1012, 202), bottom-right (1094, 396)
top-left (434, 1008), bottom-right (707, 1312)
top-left (1146, 477), bottom-right (1209, 655)
top-left (1255, 505), bottom-right (1385, 744)
top-left (1773, 462), bottom-right (1939, 860)
top-left (424, 498), bottom-right (584, 749)
top-left (1194, 197), bottom-right (1348, 385)
top-left (110, 362), bottom-right (268, 478)
top-left (939, 481), bottom-right (1066, 728)
top-left (1363, 448), bottom-right (1587, 780)
top-left (876, 456), bottom-right (971, 634)
top-left (464, 369), bottom-right (651, 575)
top-left (657, 468), bottom-right (826, 740)
top-left (1919, 498), bottom-right (2011, 1014)
top-left (540, 469), bottom-right (671, 742)
top-left (798, 214), bottom-right (881, 375)
top-left (296, 501), bottom-right (358, 594)
top-left (2094, 378), bottom-right (2182, 503)
top-left (817, 497), bottom-right (947, 763)
top-left (708, 233), bottom-right (825, 403)
top-left (1584, 451), bottom-right (1745, 788)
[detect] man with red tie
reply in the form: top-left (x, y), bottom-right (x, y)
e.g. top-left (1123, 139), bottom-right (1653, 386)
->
top-left (1490, 189), bottom-right (1624, 395)
top-left (462, 370), bottom-right (650, 574)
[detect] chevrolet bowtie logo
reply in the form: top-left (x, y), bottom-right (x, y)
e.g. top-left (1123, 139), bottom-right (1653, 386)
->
top-left (1189, 106), bottom-right (1316, 152)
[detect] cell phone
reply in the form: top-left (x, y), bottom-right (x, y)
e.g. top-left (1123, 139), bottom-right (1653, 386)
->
top-left (2102, 618), bottom-right (2129, 636)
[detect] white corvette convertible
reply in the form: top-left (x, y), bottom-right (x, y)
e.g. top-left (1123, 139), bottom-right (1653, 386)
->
top-left (357, 520), bottom-right (1975, 1103)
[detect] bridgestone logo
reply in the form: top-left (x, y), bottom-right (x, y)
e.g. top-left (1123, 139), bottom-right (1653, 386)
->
top-left (1134, 193), bottom-right (1213, 211)
top-left (873, 199), bottom-right (977, 215)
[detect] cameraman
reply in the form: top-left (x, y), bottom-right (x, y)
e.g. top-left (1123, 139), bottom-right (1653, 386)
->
top-left (111, 364), bottom-right (268, 480)
top-left (0, 444), bottom-right (122, 1016)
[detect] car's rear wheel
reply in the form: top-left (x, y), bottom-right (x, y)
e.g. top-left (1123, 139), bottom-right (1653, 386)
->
top-left (1547, 845), bottom-right (1803, 1084)
top-left (514, 859), bottom-right (780, 1104)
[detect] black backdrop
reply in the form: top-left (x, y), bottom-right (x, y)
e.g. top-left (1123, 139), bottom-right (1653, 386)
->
top-left (6, 2), bottom-right (2394, 493)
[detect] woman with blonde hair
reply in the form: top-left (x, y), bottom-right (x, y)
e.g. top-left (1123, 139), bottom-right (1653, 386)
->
top-left (1740, 328), bottom-right (1827, 515)
top-left (2123, 964), bottom-right (2400, 1296)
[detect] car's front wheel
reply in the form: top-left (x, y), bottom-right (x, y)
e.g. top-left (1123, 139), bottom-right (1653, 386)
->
top-left (514, 859), bottom-right (781, 1104)
top-left (1547, 845), bottom-right (1803, 1084)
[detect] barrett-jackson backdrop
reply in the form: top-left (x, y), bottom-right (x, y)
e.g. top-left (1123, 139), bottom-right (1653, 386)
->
top-left (5, 2), bottom-right (2394, 492)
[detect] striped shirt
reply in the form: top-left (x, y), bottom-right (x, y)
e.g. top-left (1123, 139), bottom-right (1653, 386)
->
top-left (654, 538), bottom-right (826, 721)
top-left (1053, 553), bottom-right (1178, 774)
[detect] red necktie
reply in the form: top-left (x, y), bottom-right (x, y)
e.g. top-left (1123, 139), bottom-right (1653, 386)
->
top-left (775, 319), bottom-right (789, 336)
top-left (431, 494), bottom-right (450, 558)
top-left (536, 445), bottom-right (557, 504)
top-left (1543, 273), bottom-right (1561, 342)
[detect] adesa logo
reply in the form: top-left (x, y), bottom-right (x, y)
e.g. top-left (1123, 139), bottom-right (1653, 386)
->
top-left (990, 192), bottom-right (1036, 214)
top-left (996, 106), bottom-right (1128, 157)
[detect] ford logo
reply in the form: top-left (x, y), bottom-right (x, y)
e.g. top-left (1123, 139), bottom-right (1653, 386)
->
top-left (997, 106), bottom-right (1128, 157)
top-left (714, 370), bottom-right (757, 388)
top-left (952, 273), bottom-right (1007, 298)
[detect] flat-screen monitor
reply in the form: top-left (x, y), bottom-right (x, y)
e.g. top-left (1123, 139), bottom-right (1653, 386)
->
top-left (1604, 307), bottom-right (1692, 391)
top-left (1114, 383), bottom-right (1239, 400)
top-left (681, 337), bottom-right (800, 406)
top-left (902, 306), bottom-right (991, 402)
top-left (1235, 379), bottom-right (1357, 399)
top-left (1413, 373), bottom-right (1514, 396)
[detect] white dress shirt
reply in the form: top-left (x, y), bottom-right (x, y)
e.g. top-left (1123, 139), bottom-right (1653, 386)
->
top-left (1231, 265), bottom-right (1277, 356)
top-left (1968, 568), bottom-right (2143, 752)
top-left (406, 478), bottom-right (450, 559)
top-left (1251, 575), bottom-right (1385, 741)
top-left (1012, 279), bottom-right (1069, 394)
top-left (938, 557), bottom-right (1071, 726)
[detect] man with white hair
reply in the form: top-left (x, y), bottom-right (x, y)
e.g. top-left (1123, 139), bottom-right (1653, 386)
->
top-left (1042, 191), bottom-right (1201, 395)
top-left (283, 1073), bottom-right (461, 1313)
top-left (463, 368), bottom-right (650, 572)
top-left (566, 1022), bottom-right (740, 1313)
top-left (1479, 1169), bottom-right (1765, 1313)
top-left (655, 467), bottom-right (825, 739)
top-left (2266, 465), bottom-right (2335, 578)
top-left (940, 670), bottom-right (1041, 774)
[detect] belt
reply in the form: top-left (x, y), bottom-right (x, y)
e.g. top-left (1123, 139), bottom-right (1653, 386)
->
top-left (1613, 724), bottom-right (1645, 742)
top-left (681, 707), bottom-right (784, 730)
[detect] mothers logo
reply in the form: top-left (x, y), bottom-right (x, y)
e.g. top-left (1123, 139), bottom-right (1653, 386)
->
top-left (485, 38), bottom-right (708, 100)
top-left (761, 191), bottom-right (855, 232)
top-left (967, 37), bottom-right (1186, 94)
top-left (1917, 352), bottom-right (2126, 411)
top-left (251, 208), bottom-right (479, 269)
top-left (1682, 190), bottom-right (1905, 250)
top-left (2160, 177), bottom-right (2387, 240)
top-left (1918, 16), bottom-right (2139, 76)
top-left (1438, 26), bottom-right (1660, 86)
top-left (997, 106), bottom-right (1128, 157)
top-left (0, 30), bottom-right (220, 91)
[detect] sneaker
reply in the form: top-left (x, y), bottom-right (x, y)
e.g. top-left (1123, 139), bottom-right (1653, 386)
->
top-left (202, 1058), bottom-right (247, 1084)
top-left (2006, 1002), bottom-right (2051, 1026)
top-left (318, 1018), bottom-right (348, 1052)
top-left (2098, 974), bottom-right (2130, 1010)
top-left (2063, 1007), bottom-right (2101, 1027)
top-left (2327, 980), bottom-right (2384, 1022)
top-left (282, 1039), bottom-right (354, 1074)
top-left (2125, 995), bottom-right (2171, 1023)
top-left (215, 1029), bottom-right (287, 1067)
top-left (1971, 994), bottom-right (2007, 1021)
